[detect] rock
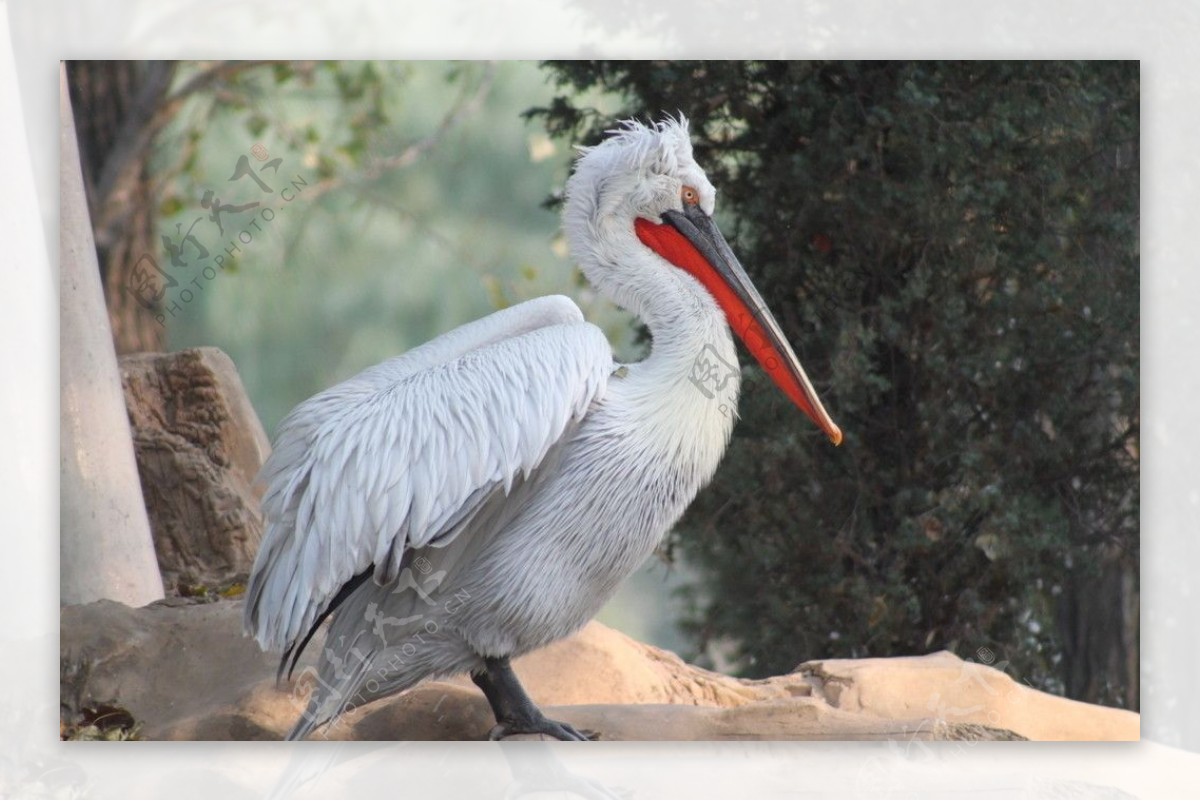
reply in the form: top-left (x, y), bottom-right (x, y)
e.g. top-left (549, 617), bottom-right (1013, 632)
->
top-left (511, 619), bottom-right (773, 708)
top-left (119, 347), bottom-right (271, 592)
top-left (60, 598), bottom-right (276, 734)
top-left (797, 652), bottom-right (1140, 741)
top-left (60, 598), bottom-right (1139, 742)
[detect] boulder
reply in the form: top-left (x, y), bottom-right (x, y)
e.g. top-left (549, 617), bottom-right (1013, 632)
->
top-left (512, 636), bottom-right (1141, 740)
top-left (797, 653), bottom-right (1140, 741)
top-left (60, 598), bottom-right (1138, 742)
top-left (60, 598), bottom-right (275, 734)
top-left (118, 347), bottom-right (270, 592)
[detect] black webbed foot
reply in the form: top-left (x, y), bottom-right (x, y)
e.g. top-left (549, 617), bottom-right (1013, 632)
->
top-left (472, 656), bottom-right (600, 741)
top-left (487, 715), bottom-right (597, 741)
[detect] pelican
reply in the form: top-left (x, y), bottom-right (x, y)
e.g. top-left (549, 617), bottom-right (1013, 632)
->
top-left (244, 116), bottom-right (842, 741)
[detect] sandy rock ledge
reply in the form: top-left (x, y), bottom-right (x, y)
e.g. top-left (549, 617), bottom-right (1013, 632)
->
top-left (60, 598), bottom-right (1137, 742)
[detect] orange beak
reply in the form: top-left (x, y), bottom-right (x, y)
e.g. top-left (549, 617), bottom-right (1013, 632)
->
top-left (636, 207), bottom-right (842, 446)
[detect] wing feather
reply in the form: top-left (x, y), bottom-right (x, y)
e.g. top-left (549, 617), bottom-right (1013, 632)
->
top-left (244, 296), bottom-right (612, 653)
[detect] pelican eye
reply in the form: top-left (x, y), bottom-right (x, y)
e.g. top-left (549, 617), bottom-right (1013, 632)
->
top-left (681, 185), bottom-right (700, 206)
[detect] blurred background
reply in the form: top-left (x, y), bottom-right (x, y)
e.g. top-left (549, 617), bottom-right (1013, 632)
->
top-left (67, 59), bottom-right (1139, 710)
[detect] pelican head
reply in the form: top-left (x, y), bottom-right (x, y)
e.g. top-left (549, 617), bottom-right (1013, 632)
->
top-left (563, 115), bottom-right (842, 446)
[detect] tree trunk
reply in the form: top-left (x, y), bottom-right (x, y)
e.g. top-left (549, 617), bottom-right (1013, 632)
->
top-left (66, 60), bottom-right (174, 354)
top-left (1058, 550), bottom-right (1139, 711)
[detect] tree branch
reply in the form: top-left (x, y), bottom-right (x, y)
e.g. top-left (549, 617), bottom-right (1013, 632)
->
top-left (92, 60), bottom-right (283, 245)
top-left (301, 61), bottom-right (498, 204)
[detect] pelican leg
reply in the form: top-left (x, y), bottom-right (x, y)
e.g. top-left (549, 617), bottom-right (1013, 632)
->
top-left (472, 657), bottom-right (597, 741)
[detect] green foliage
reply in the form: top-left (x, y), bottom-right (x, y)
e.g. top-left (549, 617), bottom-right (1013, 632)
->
top-left (156, 61), bottom-right (638, 433)
top-left (532, 61), bottom-right (1138, 704)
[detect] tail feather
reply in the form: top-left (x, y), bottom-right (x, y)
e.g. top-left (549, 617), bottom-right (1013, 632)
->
top-left (282, 583), bottom-right (484, 740)
top-left (285, 629), bottom-right (376, 741)
top-left (278, 565), bottom-right (376, 683)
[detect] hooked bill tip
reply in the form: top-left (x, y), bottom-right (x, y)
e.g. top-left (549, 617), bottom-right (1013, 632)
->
top-left (828, 425), bottom-right (844, 447)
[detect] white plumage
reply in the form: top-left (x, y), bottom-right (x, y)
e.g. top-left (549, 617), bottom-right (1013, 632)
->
top-left (244, 116), bottom-right (839, 740)
top-left (246, 297), bottom-right (611, 653)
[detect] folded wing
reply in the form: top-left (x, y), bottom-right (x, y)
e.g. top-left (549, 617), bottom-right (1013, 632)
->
top-left (243, 296), bottom-right (614, 656)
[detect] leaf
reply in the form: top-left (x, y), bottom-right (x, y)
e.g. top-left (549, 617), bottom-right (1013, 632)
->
top-left (246, 113), bottom-right (269, 138)
top-left (158, 196), bottom-right (184, 217)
